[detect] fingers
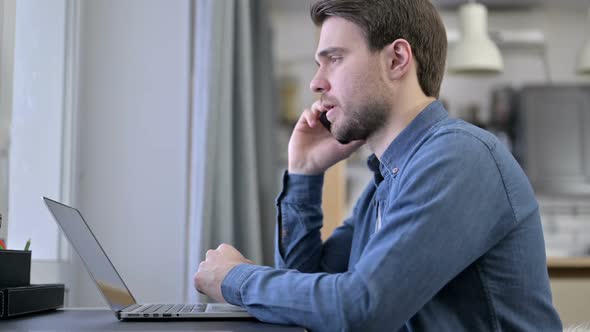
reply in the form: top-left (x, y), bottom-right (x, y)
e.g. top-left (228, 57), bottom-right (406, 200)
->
top-left (205, 249), bottom-right (215, 259)
top-left (310, 100), bottom-right (323, 117)
top-left (202, 243), bottom-right (251, 267)
top-left (308, 100), bottom-right (325, 127)
top-left (205, 243), bottom-right (235, 259)
top-left (301, 109), bottom-right (317, 128)
top-left (298, 101), bottom-right (325, 129)
top-left (216, 243), bottom-right (232, 251)
top-left (208, 243), bottom-right (242, 258)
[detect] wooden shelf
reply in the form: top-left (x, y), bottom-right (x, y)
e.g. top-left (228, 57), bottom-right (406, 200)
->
top-left (547, 257), bottom-right (590, 278)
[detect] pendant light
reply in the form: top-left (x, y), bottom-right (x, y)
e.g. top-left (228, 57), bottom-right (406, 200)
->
top-left (448, 0), bottom-right (503, 74)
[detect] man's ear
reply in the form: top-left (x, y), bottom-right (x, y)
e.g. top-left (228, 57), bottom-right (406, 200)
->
top-left (383, 38), bottom-right (412, 81)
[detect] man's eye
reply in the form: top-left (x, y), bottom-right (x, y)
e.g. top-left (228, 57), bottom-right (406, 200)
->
top-left (329, 56), bottom-right (342, 63)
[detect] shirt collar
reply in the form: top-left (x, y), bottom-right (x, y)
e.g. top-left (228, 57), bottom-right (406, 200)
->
top-left (366, 153), bottom-right (383, 186)
top-left (366, 100), bottom-right (448, 179)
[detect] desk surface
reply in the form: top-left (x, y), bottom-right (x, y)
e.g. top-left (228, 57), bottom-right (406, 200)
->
top-left (2, 308), bottom-right (305, 331)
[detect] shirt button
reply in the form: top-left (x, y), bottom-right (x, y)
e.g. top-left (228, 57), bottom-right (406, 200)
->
top-left (392, 167), bottom-right (399, 175)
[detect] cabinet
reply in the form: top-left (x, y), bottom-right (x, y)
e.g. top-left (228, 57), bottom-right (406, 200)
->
top-left (321, 161), bottom-right (347, 240)
top-left (520, 86), bottom-right (590, 195)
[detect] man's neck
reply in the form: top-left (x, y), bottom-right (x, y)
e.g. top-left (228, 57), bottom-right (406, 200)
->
top-left (368, 96), bottom-right (437, 159)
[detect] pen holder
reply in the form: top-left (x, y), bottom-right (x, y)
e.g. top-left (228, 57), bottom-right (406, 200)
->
top-left (0, 250), bottom-right (31, 287)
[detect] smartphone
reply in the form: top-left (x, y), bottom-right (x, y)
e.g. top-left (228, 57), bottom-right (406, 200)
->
top-left (319, 111), bottom-right (332, 131)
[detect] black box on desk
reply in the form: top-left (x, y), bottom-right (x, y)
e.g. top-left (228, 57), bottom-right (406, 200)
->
top-left (0, 250), bottom-right (31, 287)
top-left (0, 284), bottom-right (65, 319)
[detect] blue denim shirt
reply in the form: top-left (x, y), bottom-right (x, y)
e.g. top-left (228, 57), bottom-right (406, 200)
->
top-left (221, 101), bottom-right (562, 331)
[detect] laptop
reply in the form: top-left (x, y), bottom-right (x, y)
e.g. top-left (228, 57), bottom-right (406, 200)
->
top-left (43, 197), bottom-right (252, 320)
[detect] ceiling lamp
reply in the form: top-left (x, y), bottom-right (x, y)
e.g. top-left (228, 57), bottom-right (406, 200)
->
top-left (448, 1), bottom-right (503, 74)
top-left (577, 8), bottom-right (590, 75)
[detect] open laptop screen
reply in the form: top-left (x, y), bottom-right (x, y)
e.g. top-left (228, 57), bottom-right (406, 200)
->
top-left (44, 197), bottom-right (136, 312)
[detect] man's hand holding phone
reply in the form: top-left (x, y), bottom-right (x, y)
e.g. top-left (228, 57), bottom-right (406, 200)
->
top-left (288, 101), bottom-right (365, 175)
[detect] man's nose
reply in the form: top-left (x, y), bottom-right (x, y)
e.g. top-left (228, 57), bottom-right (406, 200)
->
top-left (310, 75), bottom-right (330, 94)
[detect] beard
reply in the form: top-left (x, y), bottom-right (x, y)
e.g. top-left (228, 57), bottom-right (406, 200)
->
top-left (332, 97), bottom-right (389, 144)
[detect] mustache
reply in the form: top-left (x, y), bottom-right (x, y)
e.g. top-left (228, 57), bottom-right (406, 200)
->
top-left (320, 96), bottom-right (339, 108)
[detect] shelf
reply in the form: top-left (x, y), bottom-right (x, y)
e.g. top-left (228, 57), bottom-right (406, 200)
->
top-left (447, 28), bottom-right (546, 50)
top-left (547, 257), bottom-right (590, 278)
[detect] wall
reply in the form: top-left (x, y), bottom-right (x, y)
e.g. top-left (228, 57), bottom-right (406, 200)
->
top-left (440, 7), bottom-right (590, 121)
top-left (552, 279), bottom-right (590, 326)
top-left (72, 0), bottom-right (191, 306)
top-left (7, 0), bottom-right (67, 260)
top-left (0, 0), bottom-right (15, 242)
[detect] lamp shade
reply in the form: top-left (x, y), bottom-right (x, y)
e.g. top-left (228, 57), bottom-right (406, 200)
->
top-left (577, 8), bottom-right (590, 75)
top-left (448, 2), bottom-right (503, 74)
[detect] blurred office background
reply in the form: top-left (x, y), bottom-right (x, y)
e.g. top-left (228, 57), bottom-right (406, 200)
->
top-left (1, 0), bottom-right (590, 326)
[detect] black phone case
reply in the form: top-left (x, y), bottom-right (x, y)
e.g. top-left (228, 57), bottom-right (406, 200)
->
top-left (319, 111), bottom-right (332, 131)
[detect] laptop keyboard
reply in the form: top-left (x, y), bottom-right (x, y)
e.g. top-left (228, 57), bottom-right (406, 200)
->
top-left (125, 304), bottom-right (207, 315)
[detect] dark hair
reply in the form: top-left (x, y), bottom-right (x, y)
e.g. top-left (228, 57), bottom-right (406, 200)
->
top-left (310, 0), bottom-right (447, 98)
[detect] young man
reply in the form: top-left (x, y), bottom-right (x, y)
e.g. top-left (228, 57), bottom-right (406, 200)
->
top-left (194, 0), bottom-right (563, 330)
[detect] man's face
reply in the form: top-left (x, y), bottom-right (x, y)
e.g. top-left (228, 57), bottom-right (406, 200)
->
top-left (311, 17), bottom-right (390, 143)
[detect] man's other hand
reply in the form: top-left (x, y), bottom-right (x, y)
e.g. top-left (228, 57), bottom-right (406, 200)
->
top-left (194, 243), bottom-right (254, 303)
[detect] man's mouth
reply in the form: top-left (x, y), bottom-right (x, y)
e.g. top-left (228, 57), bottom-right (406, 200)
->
top-left (322, 105), bottom-right (337, 122)
top-left (322, 104), bottom-right (335, 112)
